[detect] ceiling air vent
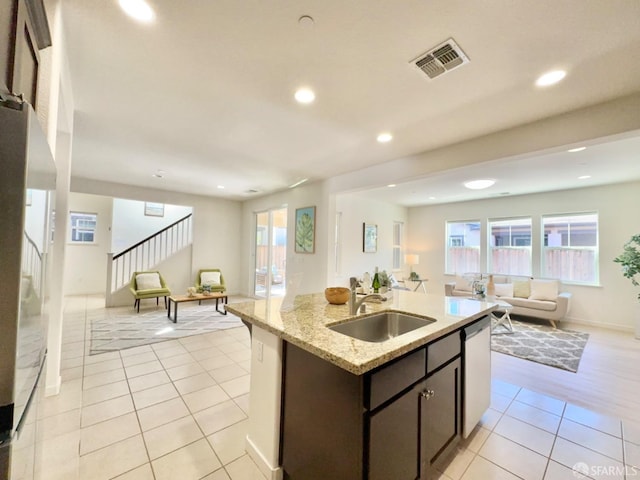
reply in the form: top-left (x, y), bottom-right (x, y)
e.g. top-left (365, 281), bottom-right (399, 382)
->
top-left (411, 38), bottom-right (469, 80)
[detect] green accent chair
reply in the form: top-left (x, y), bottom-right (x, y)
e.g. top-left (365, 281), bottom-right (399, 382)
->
top-left (129, 271), bottom-right (171, 312)
top-left (195, 269), bottom-right (226, 293)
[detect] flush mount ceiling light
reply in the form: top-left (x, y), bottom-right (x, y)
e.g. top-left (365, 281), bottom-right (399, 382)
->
top-left (294, 88), bottom-right (315, 104)
top-left (152, 169), bottom-right (165, 178)
top-left (217, 185), bottom-right (225, 189)
top-left (535, 70), bottom-right (566, 87)
top-left (289, 178), bottom-right (308, 188)
top-left (118, 0), bottom-right (155, 22)
top-left (387, 184), bottom-right (396, 188)
top-left (464, 179), bottom-right (495, 190)
top-left (568, 146), bottom-right (586, 153)
top-left (377, 132), bottom-right (393, 143)
top-left (578, 175), bottom-right (591, 180)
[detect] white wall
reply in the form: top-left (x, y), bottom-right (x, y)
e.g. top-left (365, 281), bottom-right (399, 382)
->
top-left (63, 192), bottom-right (112, 294)
top-left (70, 178), bottom-right (243, 295)
top-left (407, 181), bottom-right (640, 331)
top-left (111, 199), bottom-right (192, 253)
top-left (331, 193), bottom-right (408, 287)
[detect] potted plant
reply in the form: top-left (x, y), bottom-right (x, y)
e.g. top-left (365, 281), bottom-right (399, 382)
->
top-left (614, 234), bottom-right (640, 338)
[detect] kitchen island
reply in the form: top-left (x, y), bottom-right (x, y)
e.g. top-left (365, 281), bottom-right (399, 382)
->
top-left (227, 291), bottom-right (496, 480)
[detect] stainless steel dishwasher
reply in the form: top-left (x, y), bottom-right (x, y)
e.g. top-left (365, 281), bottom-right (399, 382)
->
top-left (462, 316), bottom-right (491, 438)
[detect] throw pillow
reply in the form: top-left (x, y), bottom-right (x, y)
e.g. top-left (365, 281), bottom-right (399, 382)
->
top-left (493, 283), bottom-right (514, 298)
top-left (512, 280), bottom-right (531, 298)
top-left (201, 271), bottom-right (221, 286)
top-left (455, 275), bottom-right (473, 292)
top-left (529, 279), bottom-right (559, 301)
top-left (136, 272), bottom-right (161, 290)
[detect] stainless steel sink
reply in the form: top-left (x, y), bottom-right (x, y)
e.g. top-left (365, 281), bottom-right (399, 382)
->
top-left (329, 311), bottom-right (435, 343)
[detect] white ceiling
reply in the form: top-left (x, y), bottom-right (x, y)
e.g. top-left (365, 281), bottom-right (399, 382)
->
top-left (60, 0), bottom-right (640, 203)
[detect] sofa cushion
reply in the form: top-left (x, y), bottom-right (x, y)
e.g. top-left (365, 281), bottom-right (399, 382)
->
top-left (201, 271), bottom-right (221, 286)
top-left (502, 296), bottom-right (558, 312)
top-left (529, 279), bottom-right (559, 301)
top-left (512, 280), bottom-right (531, 298)
top-left (454, 275), bottom-right (473, 292)
top-left (494, 283), bottom-right (514, 298)
top-left (136, 273), bottom-right (161, 290)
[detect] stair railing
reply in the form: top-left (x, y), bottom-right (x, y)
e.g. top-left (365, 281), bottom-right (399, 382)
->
top-left (106, 213), bottom-right (192, 305)
top-left (22, 231), bottom-right (42, 298)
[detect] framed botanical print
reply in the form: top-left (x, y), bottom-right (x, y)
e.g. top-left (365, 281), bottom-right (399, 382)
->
top-left (363, 223), bottom-right (377, 253)
top-left (295, 206), bottom-right (316, 253)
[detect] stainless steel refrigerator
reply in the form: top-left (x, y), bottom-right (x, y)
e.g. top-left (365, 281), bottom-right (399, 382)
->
top-left (0, 97), bottom-right (56, 479)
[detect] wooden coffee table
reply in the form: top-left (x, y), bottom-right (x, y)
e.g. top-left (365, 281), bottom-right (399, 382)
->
top-left (167, 292), bottom-right (228, 323)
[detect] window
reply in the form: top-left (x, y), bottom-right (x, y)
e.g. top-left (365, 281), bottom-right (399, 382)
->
top-left (488, 217), bottom-right (532, 276)
top-left (70, 212), bottom-right (97, 243)
top-left (446, 221), bottom-right (481, 274)
top-left (542, 213), bottom-right (598, 284)
top-left (392, 221), bottom-right (404, 270)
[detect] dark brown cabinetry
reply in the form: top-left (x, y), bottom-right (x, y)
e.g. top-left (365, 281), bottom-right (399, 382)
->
top-left (281, 322), bottom-right (470, 480)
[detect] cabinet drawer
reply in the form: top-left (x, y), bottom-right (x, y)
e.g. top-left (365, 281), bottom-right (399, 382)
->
top-left (427, 331), bottom-right (461, 374)
top-left (369, 348), bottom-right (425, 410)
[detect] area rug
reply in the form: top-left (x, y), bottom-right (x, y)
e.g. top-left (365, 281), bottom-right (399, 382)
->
top-left (491, 319), bottom-right (589, 373)
top-left (90, 304), bottom-right (244, 355)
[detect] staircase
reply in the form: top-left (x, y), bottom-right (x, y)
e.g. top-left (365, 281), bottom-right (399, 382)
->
top-left (106, 214), bottom-right (192, 306)
top-left (22, 231), bottom-right (43, 299)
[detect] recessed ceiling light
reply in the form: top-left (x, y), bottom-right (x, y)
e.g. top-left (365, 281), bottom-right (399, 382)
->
top-left (377, 132), bottom-right (393, 143)
top-left (298, 15), bottom-right (315, 28)
top-left (578, 175), bottom-right (591, 180)
top-left (294, 88), bottom-right (315, 104)
top-left (464, 179), bottom-right (495, 190)
top-left (428, 196), bottom-right (436, 200)
top-left (535, 70), bottom-right (567, 87)
top-left (152, 173), bottom-right (163, 178)
top-left (567, 146), bottom-right (586, 153)
top-left (387, 184), bottom-right (396, 188)
top-left (217, 185), bottom-right (225, 189)
top-left (118, 0), bottom-right (155, 23)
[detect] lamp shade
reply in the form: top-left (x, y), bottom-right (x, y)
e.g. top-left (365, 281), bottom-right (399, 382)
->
top-left (404, 254), bottom-right (419, 266)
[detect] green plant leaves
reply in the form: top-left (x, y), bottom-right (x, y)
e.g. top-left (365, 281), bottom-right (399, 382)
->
top-left (614, 234), bottom-right (640, 299)
top-left (296, 213), bottom-right (314, 252)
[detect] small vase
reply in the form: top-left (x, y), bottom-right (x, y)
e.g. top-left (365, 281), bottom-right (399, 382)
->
top-left (487, 275), bottom-right (495, 297)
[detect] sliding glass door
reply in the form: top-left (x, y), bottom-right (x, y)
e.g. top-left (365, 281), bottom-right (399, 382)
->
top-left (254, 207), bottom-right (287, 298)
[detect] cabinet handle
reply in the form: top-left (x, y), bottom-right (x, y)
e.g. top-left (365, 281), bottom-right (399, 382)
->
top-left (421, 389), bottom-right (435, 399)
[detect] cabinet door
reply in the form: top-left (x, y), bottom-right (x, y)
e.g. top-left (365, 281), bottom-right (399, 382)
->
top-left (368, 387), bottom-right (419, 480)
top-left (420, 358), bottom-right (461, 470)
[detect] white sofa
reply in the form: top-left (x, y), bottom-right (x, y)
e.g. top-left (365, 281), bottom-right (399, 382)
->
top-left (444, 275), bottom-right (571, 328)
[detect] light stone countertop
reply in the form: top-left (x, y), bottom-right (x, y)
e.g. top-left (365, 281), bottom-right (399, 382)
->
top-left (227, 291), bottom-right (497, 375)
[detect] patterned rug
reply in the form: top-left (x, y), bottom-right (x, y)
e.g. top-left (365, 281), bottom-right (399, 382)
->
top-left (90, 304), bottom-right (244, 355)
top-left (491, 318), bottom-right (589, 373)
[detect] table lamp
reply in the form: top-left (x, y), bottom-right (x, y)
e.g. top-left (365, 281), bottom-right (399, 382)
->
top-left (404, 254), bottom-right (420, 280)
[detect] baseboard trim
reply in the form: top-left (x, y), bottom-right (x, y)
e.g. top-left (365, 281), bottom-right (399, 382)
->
top-left (563, 315), bottom-right (634, 333)
top-left (45, 375), bottom-right (61, 396)
top-left (245, 435), bottom-right (283, 480)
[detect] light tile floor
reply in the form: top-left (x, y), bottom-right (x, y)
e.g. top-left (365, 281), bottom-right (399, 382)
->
top-left (30, 296), bottom-right (640, 479)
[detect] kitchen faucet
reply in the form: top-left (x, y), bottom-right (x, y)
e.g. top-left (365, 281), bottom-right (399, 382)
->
top-left (349, 277), bottom-right (384, 315)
